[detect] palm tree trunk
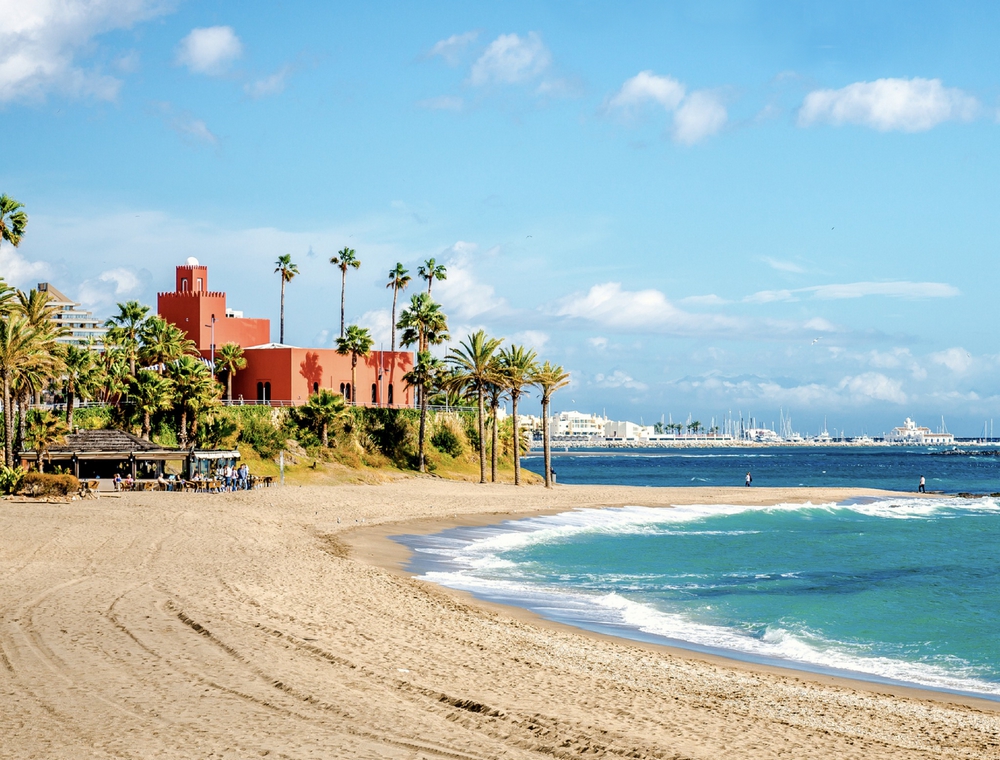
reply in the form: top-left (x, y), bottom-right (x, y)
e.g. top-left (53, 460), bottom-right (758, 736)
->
top-left (280, 279), bottom-right (286, 344)
top-left (351, 355), bottom-right (357, 407)
top-left (418, 384), bottom-right (428, 473)
top-left (179, 408), bottom-right (188, 448)
top-left (322, 421), bottom-right (328, 447)
top-left (66, 377), bottom-right (76, 429)
top-left (490, 399), bottom-right (499, 482)
top-left (2, 370), bottom-right (12, 468)
top-left (227, 371), bottom-right (233, 401)
top-left (16, 392), bottom-right (27, 457)
top-left (542, 395), bottom-right (552, 488)
top-left (340, 270), bottom-right (346, 338)
top-left (512, 392), bottom-right (521, 486)
top-left (477, 387), bottom-right (486, 483)
top-left (36, 451), bottom-right (44, 474)
top-left (390, 286), bottom-right (398, 352)
top-left (142, 411), bottom-right (151, 440)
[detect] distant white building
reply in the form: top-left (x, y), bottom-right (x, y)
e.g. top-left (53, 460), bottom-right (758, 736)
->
top-left (38, 282), bottom-right (107, 349)
top-left (550, 411), bottom-right (609, 438)
top-left (886, 417), bottom-right (954, 445)
top-left (604, 419), bottom-right (654, 442)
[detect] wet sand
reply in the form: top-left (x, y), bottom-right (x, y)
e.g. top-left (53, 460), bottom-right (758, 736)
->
top-left (1, 480), bottom-right (998, 759)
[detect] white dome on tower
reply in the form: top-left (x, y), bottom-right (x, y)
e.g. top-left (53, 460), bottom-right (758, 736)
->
top-left (185, 256), bottom-right (200, 266)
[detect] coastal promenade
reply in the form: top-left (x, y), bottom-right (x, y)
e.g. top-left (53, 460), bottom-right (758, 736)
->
top-left (1, 481), bottom-right (997, 758)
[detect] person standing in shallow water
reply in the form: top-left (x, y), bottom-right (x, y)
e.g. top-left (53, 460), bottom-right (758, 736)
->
top-left (745, 471), bottom-right (752, 487)
top-left (919, 475), bottom-right (926, 493)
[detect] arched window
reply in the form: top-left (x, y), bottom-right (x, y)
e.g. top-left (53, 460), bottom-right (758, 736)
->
top-left (256, 382), bottom-right (264, 401)
top-left (181, 278), bottom-right (188, 291)
top-left (196, 277), bottom-right (203, 291)
top-left (313, 382), bottom-right (319, 394)
top-left (371, 383), bottom-right (377, 403)
top-left (339, 383), bottom-right (345, 396)
top-left (345, 383), bottom-right (351, 401)
top-left (263, 382), bottom-right (271, 401)
top-left (387, 383), bottom-right (394, 405)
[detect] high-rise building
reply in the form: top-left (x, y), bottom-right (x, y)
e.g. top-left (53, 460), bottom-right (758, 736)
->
top-left (37, 282), bottom-right (108, 348)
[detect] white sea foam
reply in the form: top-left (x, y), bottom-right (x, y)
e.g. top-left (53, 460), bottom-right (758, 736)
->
top-left (408, 496), bottom-right (1000, 697)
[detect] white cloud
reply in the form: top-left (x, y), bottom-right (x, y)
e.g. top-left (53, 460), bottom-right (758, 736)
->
top-left (357, 308), bottom-right (392, 349)
top-left (607, 71), bottom-right (726, 144)
top-left (672, 90), bottom-right (727, 145)
top-left (930, 347), bottom-right (973, 374)
top-left (417, 95), bottom-right (464, 111)
top-left (763, 256), bottom-right (805, 273)
top-left (0, 0), bottom-right (168, 103)
top-left (798, 77), bottom-right (979, 132)
top-left (803, 317), bottom-right (836, 332)
top-left (555, 282), bottom-right (742, 336)
top-left (838, 372), bottom-right (907, 404)
top-left (510, 330), bottom-right (549, 352)
top-left (680, 294), bottom-right (731, 306)
top-left (469, 32), bottom-right (550, 86)
top-left (594, 370), bottom-right (647, 391)
top-left (427, 31), bottom-right (478, 65)
top-left (245, 65), bottom-right (291, 98)
top-left (607, 70), bottom-right (685, 112)
top-left (746, 280), bottom-right (959, 303)
top-left (77, 267), bottom-right (144, 310)
top-left (153, 102), bottom-right (218, 145)
top-left (176, 26), bottom-right (242, 76)
top-left (588, 336), bottom-right (608, 350)
top-left (0, 244), bottom-right (51, 288)
top-left (434, 242), bottom-right (506, 320)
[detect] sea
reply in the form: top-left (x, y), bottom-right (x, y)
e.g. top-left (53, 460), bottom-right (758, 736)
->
top-left (396, 446), bottom-right (1000, 699)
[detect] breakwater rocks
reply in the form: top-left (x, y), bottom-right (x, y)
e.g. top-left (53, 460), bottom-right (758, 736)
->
top-left (933, 448), bottom-right (1000, 456)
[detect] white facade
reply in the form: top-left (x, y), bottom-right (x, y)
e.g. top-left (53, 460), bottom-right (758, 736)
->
top-left (550, 411), bottom-right (609, 438)
top-left (38, 282), bottom-right (107, 348)
top-left (886, 417), bottom-right (955, 445)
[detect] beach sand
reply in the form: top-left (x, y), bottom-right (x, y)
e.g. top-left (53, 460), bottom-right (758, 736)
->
top-left (1, 480), bottom-right (998, 759)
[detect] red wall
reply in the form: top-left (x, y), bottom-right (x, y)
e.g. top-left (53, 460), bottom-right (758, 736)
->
top-left (230, 347), bottom-right (413, 406)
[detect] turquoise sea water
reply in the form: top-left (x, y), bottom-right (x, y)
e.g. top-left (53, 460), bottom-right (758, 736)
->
top-left (398, 497), bottom-right (1000, 698)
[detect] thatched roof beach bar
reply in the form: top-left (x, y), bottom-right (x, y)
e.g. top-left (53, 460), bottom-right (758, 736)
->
top-left (20, 429), bottom-right (239, 487)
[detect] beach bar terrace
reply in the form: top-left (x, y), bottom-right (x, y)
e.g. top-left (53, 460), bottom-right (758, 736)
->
top-left (21, 430), bottom-right (239, 488)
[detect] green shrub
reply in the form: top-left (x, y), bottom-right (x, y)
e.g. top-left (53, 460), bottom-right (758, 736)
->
top-left (431, 426), bottom-right (463, 457)
top-left (19, 472), bottom-right (80, 497)
top-left (0, 465), bottom-right (25, 494)
top-left (238, 413), bottom-right (285, 460)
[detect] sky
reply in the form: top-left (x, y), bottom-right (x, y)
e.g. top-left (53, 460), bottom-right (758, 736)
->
top-left (2, 0), bottom-right (1000, 435)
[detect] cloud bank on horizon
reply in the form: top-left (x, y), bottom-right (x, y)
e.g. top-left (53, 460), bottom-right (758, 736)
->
top-left (3, 1), bottom-right (999, 434)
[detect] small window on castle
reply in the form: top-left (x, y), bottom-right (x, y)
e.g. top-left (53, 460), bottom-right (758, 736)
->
top-left (387, 384), bottom-right (394, 405)
top-left (196, 278), bottom-right (203, 291)
top-left (339, 383), bottom-right (345, 396)
top-left (345, 384), bottom-right (351, 401)
top-left (313, 382), bottom-right (319, 394)
top-left (181, 278), bottom-right (188, 291)
top-left (371, 383), bottom-right (377, 403)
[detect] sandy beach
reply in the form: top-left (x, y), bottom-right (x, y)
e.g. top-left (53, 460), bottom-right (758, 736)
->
top-left (2, 480), bottom-right (998, 759)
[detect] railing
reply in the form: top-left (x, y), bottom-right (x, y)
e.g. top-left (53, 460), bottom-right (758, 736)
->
top-left (22, 399), bottom-right (479, 413)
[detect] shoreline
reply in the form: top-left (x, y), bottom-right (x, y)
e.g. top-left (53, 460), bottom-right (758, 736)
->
top-left (344, 485), bottom-right (1000, 713)
top-left (4, 480), bottom-right (1000, 758)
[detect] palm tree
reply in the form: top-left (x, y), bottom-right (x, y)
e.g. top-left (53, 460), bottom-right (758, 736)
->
top-left (496, 344), bottom-right (538, 486)
top-left (297, 389), bottom-right (348, 447)
top-left (166, 356), bottom-right (219, 448)
top-left (105, 300), bottom-right (150, 376)
top-left (485, 378), bottom-right (505, 482)
top-left (0, 195), bottom-right (28, 252)
top-left (397, 293), bottom-right (449, 354)
top-left (0, 316), bottom-right (38, 466)
top-left (129, 370), bottom-right (175, 440)
top-left (23, 410), bottom-right (68, 473)
top-left (63, 345), bottom-right (96, 429)
top-left (418, 258), bottom-right (447, 295)
top-left (215, 342), bottom-right (246, 401)
top-left (532, 362), bottom-right (570, 488)
top-left (403, 350), bottom-right (444, 473)
top-left (386, 263), bottom-right (411, 352)
top-left (335, 324), bottom-right (374, 404)
top-left (274, 254), bottom-right (298, 344)
top-left (139, 315), bottom-right (197, 372)
top-left (330, 247), bottom-right (361, 338)
top-left (447, 330), bottom-right (503, 484)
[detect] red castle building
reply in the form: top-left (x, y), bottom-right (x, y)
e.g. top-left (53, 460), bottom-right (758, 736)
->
top-left (157, 258), bottom-right (413, 406)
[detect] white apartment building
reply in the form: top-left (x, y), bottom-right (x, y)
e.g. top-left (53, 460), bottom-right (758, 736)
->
top-left (38, 282), bottom-right (107, 349)
top-left (549, 410), bottom-right (609, 438)
top-left (886, 417), bottom-right (955, 445)
top-left (604, 419), bottom-right (655, 442)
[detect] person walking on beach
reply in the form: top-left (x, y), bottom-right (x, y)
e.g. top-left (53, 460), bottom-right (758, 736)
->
top-left (919, 475), bottom-right (926, 493)
top-left (745, 471), bottom-right (752, 487)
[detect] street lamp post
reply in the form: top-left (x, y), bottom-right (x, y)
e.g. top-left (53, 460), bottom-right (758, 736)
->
top-left (205, 313), bottom-right (216, 377)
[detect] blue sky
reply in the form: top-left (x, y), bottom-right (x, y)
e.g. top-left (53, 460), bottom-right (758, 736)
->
top-left (3, 1), bottom-right (1000, 435)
